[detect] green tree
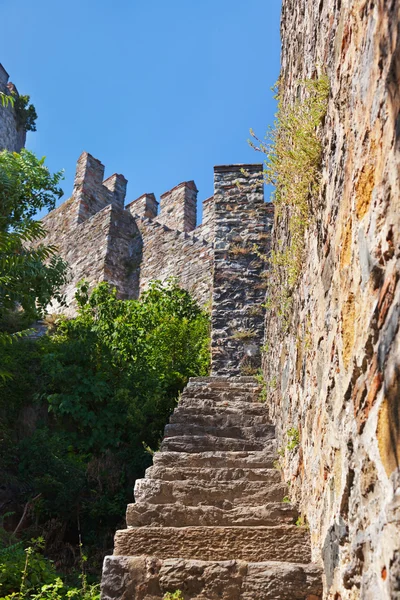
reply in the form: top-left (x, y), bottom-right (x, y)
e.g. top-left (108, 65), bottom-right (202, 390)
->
top-left (0, 150), bottom-right (68, 341)
top-left (0, 279), bottom-right (210, 571)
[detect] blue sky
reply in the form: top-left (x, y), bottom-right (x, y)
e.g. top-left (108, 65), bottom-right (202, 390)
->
top-left (1, 0), bottom-right (281, 222)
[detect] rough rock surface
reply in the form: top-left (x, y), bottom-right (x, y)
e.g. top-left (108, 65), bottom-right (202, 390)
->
top-left (264, 0), bottom-right (400, 598)
top-left (101, 377), bottom-right (322, 599)
top-left (0, 63), bottom-right (26, 153)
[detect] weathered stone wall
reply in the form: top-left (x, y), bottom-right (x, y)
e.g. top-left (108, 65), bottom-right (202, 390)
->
top-left (134, 216), bottom-right (213, 306)
top-left (0, 63), bottom-right (26, 152)
top-left (156, 181), bottom-right (198, 233)
top-left (211, 165), bottom-right (274, 376)
top-left (40, 153), bottom-right (270, 316)
top-left (264, 1), bottom-right (400, 598)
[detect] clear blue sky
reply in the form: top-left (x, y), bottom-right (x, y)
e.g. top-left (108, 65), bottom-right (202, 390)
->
top-left (1, 0), bottom-right (281, 221)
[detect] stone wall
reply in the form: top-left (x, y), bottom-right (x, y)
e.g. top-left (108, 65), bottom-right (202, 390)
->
top-left (264, 1), bottom-right (400, 598)
top-left (134, 216), bottom-right (213, 306)
top-left (40, 153), bottom-right (270, 318)
top-left (211, 165), bottom-right (274, 376)
top-left (0, 63), bottom-right (26, 152)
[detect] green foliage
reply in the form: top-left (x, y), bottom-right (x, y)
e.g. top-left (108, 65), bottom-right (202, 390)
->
top-left (14, 95), bottom-right (38, 132)
top-left (0, 538), bottom-right (57, 597)
top-left (250, 74), bottom-right (329, 328)
top-left (0, 279), bottom-right (210, 574)
top-left (163, 592), bottom-right (184, 600)
top-left (0, 150), bottom-right (68, 347)
top-left (254, 371), bottom-right (267, 402)
top-left (0, 93), bottom-right (14, 109)
top-left (286, 428), bottom-right (300, 451)
top-left (0, 537), bottom-right (99, 600)
top-left (282, 496), bottom-right (290, 504)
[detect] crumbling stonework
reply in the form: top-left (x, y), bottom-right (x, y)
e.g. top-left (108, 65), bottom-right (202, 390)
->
top-left (0, 64), bottom-right (26, 152)
top-left (263, 1), bottom-right (400, 598)
top-left (40, 154), bottom-right (271, 367)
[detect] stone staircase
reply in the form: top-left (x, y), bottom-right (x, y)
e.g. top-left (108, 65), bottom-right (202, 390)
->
top-left (101, 377), bottom-right (322, 600)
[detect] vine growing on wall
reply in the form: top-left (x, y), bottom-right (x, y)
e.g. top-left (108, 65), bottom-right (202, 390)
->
top-left (250, 73), bottom-right (329, 327)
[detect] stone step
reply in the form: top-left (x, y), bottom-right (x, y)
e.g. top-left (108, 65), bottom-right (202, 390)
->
top-left (170, 410), bottom-right (270, 429)
top-left (160, 435), bottom-right (269, 453)
top-left (144, 466), bottom-right (282, 483)
top-left (181, 389), bottom-right (258, 403)
top-left (173, 400), bottom-right (268, 419)
top-left (189, 376), bottom-right (258, 384)
top-left (134, 478), bottom-right (287, 507)
top-left (163, 423), bottom-right (274, 441)
top-left (152, 449), bottom-right (278, 470)
top-left (114, 525), bottom-right (312, 563)
top-left (102, 556), bottom-right (323, 600)
top-left (126, 501), bottom-right (298, 527)
top-left (177, 396), bottom-right (267, 415)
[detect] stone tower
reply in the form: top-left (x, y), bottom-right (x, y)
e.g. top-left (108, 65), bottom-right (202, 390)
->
top-left (0, 63), bottom-right (26, 153)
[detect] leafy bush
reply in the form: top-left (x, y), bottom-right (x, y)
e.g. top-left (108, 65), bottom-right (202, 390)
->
top-left (0, 538), bottom-right (100, 599)
top-left (0, 279), bottom-right (210, 572)
top-left (0, 149), bottom-right (67, 352)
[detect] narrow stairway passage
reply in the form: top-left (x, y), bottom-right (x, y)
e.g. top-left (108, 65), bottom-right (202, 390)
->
top-left (101, 377), bottom-right (323, 600)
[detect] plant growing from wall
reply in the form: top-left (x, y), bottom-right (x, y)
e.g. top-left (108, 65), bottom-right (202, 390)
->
top-left (14, 95), bottom-right (38, 132)
top-left (250, 73), bottom-right (329, 327)
top-left (163, 592), bottom-right (184, 600)
top-left (0, 93), bottom-right (14, 109)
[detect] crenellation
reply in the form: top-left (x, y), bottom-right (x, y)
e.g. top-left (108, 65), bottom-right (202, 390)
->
top-left (157, 180), bottom-right (198, 232)
top-left (195, 195), bottom-right (215, 242)
top-left (38, 154), bottom-right (271, 360)
top-left (102, 173), bottom-right (128, 208)
top-left (73, 152), bottom-right (127, 224)
top-left (126, 193), bottom-right (158, 219)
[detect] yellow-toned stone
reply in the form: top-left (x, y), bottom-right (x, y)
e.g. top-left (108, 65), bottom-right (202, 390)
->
top-left (340, 218), bottom-right (353, 268)
top-left (355, 164), bottom-right (375, 220)
top-left (341, 293), bottom-right (356, 368)
top-left (377, 391), bottom-right (400, 478)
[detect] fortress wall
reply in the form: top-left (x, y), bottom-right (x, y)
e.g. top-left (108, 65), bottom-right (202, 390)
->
top-left (0, 64), bottom-right (26, 152)
top-left (135, 216), bottom-right (213, 306)
top-left (156, 181), bottom-right (198, 233)
top-left (47, 204), bottom-right (114, 316)
top-left (211, 165), bottom-right (274, 376)
top-left (194, 196), bottom-right (215, 243)
top-left (264, 0), bottom-right (400, 597)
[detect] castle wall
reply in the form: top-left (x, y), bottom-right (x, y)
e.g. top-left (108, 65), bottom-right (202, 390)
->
top-left (195, 196), bottom-right (215, 242)
top-left (264, 1), bottom-right (400, 598)
top-left (156, 181), bottom-right (198, 233)
top-left (39, 153), bottom-right (217, 314)
top-left (0, 64), bottom-right (26, 153)
top-left (211, 165), bottom-right (273, 376)
top-left (135, 216), bottom-right (213, 306)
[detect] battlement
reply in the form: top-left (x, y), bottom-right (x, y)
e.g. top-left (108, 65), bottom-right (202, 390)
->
top-left (156, 180), bottom-right (198, 233)
top-left (39, 153), bottom-right (272, 348)
top-left (126, 193), bottom-right (158, 220)
top-left (73, 152), bottom-right (127, 224)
